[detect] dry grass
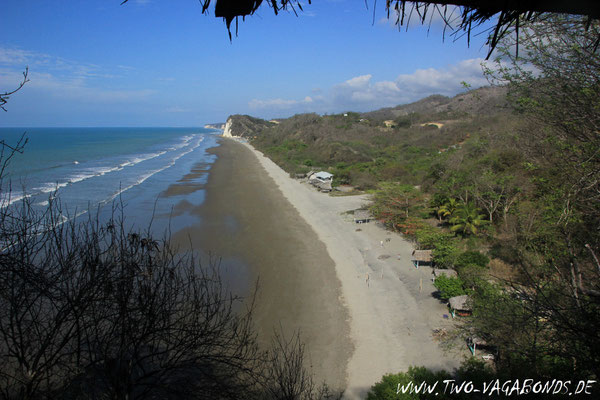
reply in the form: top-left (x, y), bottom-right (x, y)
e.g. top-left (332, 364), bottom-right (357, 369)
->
top-left (488, 258), bottom-right (518, 283)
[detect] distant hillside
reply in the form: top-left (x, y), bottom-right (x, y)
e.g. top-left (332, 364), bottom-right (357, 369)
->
top-left (204, 122), bottom-right (226, 130)
top-left (361, 86), bottom-right (509, 122)
top-left (221, 86), bottom-right (510, 142)
top-left (361, 94), bottom-right (451, 121)
top-left (223, 85), bottom-right (519, 190)
top-left (436, 86), bottom-right (509, 115)
top-left (223, 114), bottom-right (274, 139)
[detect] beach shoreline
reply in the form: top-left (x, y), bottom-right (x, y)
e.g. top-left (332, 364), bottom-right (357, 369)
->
top-left (168, 137), bottom-right (352, 391)
top-left (236, 138), bottom-right (463, 399)
top-left (169, 137), bottom-right (462, 398)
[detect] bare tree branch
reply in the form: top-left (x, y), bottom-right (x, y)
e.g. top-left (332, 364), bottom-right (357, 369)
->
top-left (0, 67), bottom-right (29, 113)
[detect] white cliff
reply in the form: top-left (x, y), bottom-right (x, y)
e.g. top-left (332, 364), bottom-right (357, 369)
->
top-left (222, 118), bottom-right (234, 138)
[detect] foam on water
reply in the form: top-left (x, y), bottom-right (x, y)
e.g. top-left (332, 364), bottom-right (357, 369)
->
top-left (0, 128), bottom-right (219, 229)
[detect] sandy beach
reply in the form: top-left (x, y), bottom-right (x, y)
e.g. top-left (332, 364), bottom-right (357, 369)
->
top-left (168, 137), bottom-right (461, 398)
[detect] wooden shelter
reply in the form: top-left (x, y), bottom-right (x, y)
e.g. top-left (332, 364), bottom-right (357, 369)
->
top-left (433, 268), bottom-right (457, 279)
top-left (448, 294), bottom-right (472, 318)
top-left (467, 336), bottom-right (496, 359)
top-left (411, 249), bottom-right (432, 269)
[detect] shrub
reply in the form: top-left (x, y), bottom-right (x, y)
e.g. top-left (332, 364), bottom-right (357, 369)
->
top-left (415, 227), bottom-right (460, 267)
top-left (394, 116), bottom-right (412, 128)
top-left (415, 227), bottom-right (452, 249)
top-left (489, 240), bottom-right (520, 264)
top-left (367, 372), bottom-right (416, 400)
top-left (396, 217), bottom-right (426, 237)
top-left (455, 251), bottom-right (490, 269)
top-left (434, 275), bottom-right (466, 300)
top-left (455, 358), bottom-right (496, 387)
top-left (456, 264), bottom-right (486, 288)
top-left (367, 367), bottom-right (452, 400)
top-left (432, 241), bottom-right (460, 268)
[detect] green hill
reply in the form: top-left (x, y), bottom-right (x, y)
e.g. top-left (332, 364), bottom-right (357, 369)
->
top-left (227, 86), bottom-right (519, 191)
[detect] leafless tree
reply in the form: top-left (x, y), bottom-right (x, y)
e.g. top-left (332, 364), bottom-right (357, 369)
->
top-left (0, 196), bottom-right (261, 399)
top-left (0, 68), bottom-right (29, 113)
top-left (262, 331), bottom-right (340, 400)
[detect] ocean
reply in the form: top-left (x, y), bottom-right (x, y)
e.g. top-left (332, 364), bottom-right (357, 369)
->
top-left (0, 127), bottom-right (221, 235)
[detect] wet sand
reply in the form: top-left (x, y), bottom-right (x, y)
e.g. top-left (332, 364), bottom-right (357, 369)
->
top-left (168, 138), bottom-right (352, 391)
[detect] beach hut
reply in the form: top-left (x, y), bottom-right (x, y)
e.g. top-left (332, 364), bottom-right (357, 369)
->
top-left (308, 171), bottom-right (333, 192)
top-left (312, 171), bottom-right (333, 182)
top-left (467, 336), bottom-right (496, 360)
top-left (411, 249), bottom-right (432, 269)
top-left (433, 268), bottom-right (458, 279)
top-left (354, 210), bottom-right (372, 224)
top-left (448, 294), bottom-right (472, 318)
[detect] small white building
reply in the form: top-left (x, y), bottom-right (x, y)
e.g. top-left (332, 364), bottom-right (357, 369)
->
top-left (308, 171), bottom-right (333, 192)
top-left (312, 171), bottom-right (333, 182)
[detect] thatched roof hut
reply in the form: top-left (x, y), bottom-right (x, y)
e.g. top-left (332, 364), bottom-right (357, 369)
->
top-left (411, 249), bottom-right (432, 268)
top-left (449, 295), bottom-right (471, 311)
top-left (412, 250), bottom-right (432, 262)
top-left (433, 268), bottom-right (457, 279)
top-left (449, 295), bottom-right (472, 318)
top-left (468, 336), bottom-right (487, 347)
top-left (467, 336), bottom-right (496, 358)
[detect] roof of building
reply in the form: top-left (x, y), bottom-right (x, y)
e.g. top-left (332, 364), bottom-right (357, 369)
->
top-left (449, 295), bottom-right (472, 311)
top-left (412, 249), bottom-right (433, 262)
top-left (433, 268), bottom-right (458, 278)
top-left (315, 171), bottom-right (333, 180)
top-left (469, 336), bottom-right (488, 346)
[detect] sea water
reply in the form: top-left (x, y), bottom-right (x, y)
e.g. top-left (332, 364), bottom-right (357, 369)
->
top-left (0, 127), bottom-right (221, 234)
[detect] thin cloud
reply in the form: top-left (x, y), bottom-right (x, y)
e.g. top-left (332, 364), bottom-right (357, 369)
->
top-left (1, 46), bottom-right (97, 77)
top-left (249, 58), bottom-right (490, 115)
top-left (26, 70), bottom-right (155, 103)
top-left (249, 98), bottom-right (305, 109)
top-left (0, 48), bottom-right (39, 65)
top-left (0, 46), bottom-right (155, 104)
top-left (165, 106), bottom-right (192, 113)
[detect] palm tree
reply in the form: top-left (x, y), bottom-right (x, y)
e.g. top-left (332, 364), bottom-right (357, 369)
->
top-left (449, 202), bottom-right (486, 235)
top-left (436, 198), bottom-right (459, 222)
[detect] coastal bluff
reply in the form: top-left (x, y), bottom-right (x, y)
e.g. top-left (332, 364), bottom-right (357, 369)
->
top-left (222, 114), bottom-right (275, 139)
top-left (203, 122), bottom-right (225, 130)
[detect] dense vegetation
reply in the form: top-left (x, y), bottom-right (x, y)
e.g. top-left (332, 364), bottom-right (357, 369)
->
top-left (229, 14), bottom-right (600, 396)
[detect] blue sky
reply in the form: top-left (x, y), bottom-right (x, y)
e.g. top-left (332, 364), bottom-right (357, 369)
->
top-left (1, 0), bottom-right (496, 127)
